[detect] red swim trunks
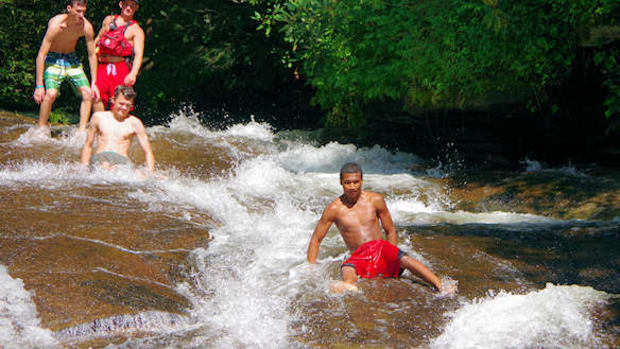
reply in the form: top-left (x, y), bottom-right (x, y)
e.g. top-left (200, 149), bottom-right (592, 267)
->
top-left (96, 61), bottom-right (131, 109)
top-left (342, 240), bottom-right (405, 278)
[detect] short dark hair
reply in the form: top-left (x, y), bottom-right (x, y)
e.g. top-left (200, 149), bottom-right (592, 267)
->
top-left (113, 85), bottom-right (137, 101)
top-left (340, 162), bottom-right (362, 179)
top-left (67, 0), bottom-right (88, 7)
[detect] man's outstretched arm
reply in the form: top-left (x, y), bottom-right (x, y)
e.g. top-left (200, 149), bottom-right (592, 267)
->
top-left (375, 194), bottom-right (398, 246)
top-left (34, 20), bottom-right (57, 104)
top-left (307, 205), bottom-right (335, 263)
top-left (84, 20), bottom-right (98, 99)
top-left (134, 119), bottom-right (155, 174)
top-left (125, 26), bottom-right (145, 86)
top-left (80, 114), bottom-right (99, 165)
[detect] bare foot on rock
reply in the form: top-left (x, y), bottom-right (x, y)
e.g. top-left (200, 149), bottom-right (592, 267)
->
top-left (329, 281), bottom-right (359, 294)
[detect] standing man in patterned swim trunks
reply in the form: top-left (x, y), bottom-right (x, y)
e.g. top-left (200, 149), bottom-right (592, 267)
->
top-left (93, 0), bottom-right (145, 112)
top-left (33, 0), bottom-right (98, 133)
top-left (307, 162), bottom-right (457, 294)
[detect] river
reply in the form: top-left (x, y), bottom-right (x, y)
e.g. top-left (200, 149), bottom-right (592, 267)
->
top-left (0, 110), bottom-right (618, 348)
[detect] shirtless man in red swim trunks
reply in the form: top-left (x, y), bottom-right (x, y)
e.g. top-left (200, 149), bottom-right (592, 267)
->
top-left (93, 0), bottom-right (144, 111)
top-left (307, 162), bottom-right (456, 294)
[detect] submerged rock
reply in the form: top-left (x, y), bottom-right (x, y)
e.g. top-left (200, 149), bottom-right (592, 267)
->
top-left (446, 169), bottom-right (620, 220)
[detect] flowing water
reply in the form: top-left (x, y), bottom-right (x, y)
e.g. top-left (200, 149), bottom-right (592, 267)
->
top-left (0, 111), bottom-right (618, 348)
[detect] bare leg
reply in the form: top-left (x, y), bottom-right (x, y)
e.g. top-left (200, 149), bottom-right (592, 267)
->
top-left (38, 89), bottom-right (59, 129)
top-left (77, 86), bottom-right (93, 132)
top-left (400, 255), bottom-right (442, 291)
top-left (330, 266), bottom-right (359, 293)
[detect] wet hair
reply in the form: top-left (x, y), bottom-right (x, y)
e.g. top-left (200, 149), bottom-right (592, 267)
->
top-left (340, 162), bottom-right (363, 180)
top-left (67, 0), bottom-right (88, 7)
top-left (113, 85), bottom-right (137, 101)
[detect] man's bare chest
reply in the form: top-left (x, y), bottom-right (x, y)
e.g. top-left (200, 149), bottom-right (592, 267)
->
top-left (56, 26), bottom-right (84, 42)
top-left (336, 205), bottom-right (379, 229)
top-left (99, 119), bottom-right (134, 139)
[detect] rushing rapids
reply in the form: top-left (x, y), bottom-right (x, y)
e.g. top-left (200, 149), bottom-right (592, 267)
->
top-left (0, 111), bottom-right (618, 348)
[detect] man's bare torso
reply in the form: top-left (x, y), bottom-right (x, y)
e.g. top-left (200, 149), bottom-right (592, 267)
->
top-left (329, 191), bottom-right (385, 252)
top-left (48, 14), bottom-right (88, 53)
top-left (93, 111), bottom-right (138, 157)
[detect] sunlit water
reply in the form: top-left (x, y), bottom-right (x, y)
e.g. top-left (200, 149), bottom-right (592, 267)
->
top-left (0, 111), bottom-right (618, 348)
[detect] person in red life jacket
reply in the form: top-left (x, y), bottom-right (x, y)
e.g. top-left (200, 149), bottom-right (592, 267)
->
top-left (33, 0), bottom-right (99, 134)
top-left (307, 162), bottom-right (458, 295)
top-left (93, 0), bottom-right (144, 111)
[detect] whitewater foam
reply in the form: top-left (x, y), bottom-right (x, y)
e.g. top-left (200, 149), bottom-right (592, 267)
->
top-left (55, 310), bottom-right (191, 344)
top-left (5, 115), bottom-right (613, 347)
top-left (13, 125), bottom-right (86, 149)
top-left (0, 160), bottom-right (152, 188)
top-left (431, 283), bottom-right (613, 349)
top-left (0, 265), bottom-right (61, 349)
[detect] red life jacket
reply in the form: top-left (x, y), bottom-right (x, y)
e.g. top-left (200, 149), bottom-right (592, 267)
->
top-left (97, 15), bottom-right (135, 57)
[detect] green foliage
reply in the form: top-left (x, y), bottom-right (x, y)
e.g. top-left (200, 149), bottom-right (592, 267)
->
top-left (1, 0), bottom-right (617, 130)
top-left (594, 47), bottom-right (619, 119)
top-left (254, 0), bottom-right (620, 127)
top-left (0, 1), bottom-right (51, 109)
top-left (134, 1), bottom-right (292, 122)
top-left (49, 108), bottom-right (72, 125)
top-left (0, 0), bottom-right (295, 124)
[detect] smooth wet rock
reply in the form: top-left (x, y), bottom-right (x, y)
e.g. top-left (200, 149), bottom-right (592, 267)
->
top-left (447, 169), bottom-right (620, 220)
top-left (0, 185), bottom-right (211, 335)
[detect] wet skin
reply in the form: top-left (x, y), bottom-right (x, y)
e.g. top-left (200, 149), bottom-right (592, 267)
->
top-left (81, 94), bottom-right (155, 174)
top-left (307, 172), bottom-right (449, 293)
top-left (33, 3), bottom-right (98, 132)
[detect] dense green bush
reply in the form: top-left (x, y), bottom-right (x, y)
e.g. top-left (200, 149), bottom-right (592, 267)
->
top-left (254, 0), bottom-right (619, 127)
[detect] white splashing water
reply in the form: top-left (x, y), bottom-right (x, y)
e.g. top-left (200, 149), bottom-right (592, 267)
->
top-left (522, 158), bottom-right (587, 177)
top-left (524, 158), bottom-right (544, 172)
top-left (13, 125), bottom-right (86, 149)
top-left (1, 115), bottom-right (612, 347)
top-left (277, 142), bottom-right (424, 174)
top-left (155, 112), bottom-right (274, 142)
top-left (431, 283), bottom-right (612, 349)
top-left (55, 311), bottom-right (191, 345)
top-left (0, 265), bottom-right (61, 349)
top-left (0, 160), bottom-right (149, 188)
top-left (125, 117), bottom-right (577, 347)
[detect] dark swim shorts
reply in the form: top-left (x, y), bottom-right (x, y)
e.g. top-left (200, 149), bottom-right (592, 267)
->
top-left (90, 151), bottom-right (132, 166)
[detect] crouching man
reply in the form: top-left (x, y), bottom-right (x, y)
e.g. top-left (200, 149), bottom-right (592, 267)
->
top-left (81, 85), bottom-right (154, 174)
top-left (307, 162), bottom-right (457, 294)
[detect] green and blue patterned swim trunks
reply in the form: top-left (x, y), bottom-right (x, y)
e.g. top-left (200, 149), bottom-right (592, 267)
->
top-left (43, 52), bottom-right (89, 90)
